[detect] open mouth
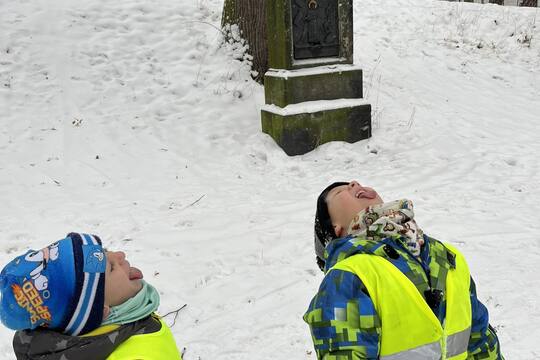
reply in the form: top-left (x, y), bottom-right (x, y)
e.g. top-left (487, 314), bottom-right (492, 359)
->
top-left (355, 187), bottom-right (377, 199)
top-left (129, 266), bottom-right (144, 281)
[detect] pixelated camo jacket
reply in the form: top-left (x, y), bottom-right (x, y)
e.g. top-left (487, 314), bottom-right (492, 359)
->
top-left (303, 235), bottom-right (504, 360)
top-left (12, 315), bottom-right (161, 360)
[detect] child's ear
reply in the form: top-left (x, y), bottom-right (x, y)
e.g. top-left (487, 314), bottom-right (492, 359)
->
top-left (102, 306), bottom-right (110, 321)
top-left (333, 224), bottom-right (344, 237)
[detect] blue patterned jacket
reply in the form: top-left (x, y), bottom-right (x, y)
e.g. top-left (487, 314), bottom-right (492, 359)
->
top-left (304, 235), bottom-right (504, 359)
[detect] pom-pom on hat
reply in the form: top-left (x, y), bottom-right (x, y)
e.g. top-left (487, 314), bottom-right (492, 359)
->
top-left (0, 233), bottom-right (107, 336)
top-left (314, 182), bottom-right (348, 271)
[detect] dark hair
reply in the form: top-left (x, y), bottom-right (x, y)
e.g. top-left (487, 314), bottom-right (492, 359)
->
top-left (314, 182), bottom-right (348, 271)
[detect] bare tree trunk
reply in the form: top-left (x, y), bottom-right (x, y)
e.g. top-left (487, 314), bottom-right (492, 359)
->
top-left (222, 0), bottom-right (268, 83)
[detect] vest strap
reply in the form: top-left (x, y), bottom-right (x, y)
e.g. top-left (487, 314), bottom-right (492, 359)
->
top-left (380, 341), bottom-right (441, 360)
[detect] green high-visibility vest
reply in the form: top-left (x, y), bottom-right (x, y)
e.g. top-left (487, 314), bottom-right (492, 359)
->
top-left (107, 318), bottom-right (182, 360)
top-left (332, 243), bottom-right (471, 360)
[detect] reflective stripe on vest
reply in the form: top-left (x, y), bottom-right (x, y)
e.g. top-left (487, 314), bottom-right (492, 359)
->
top-left (332, 243), bottom-right (471, 360)
top-left (379, 327), bottom-right (471, 360)
top-left (447, 327), bottom-right (471, 358)
top-left (381, 341), bottom-right (441, 360)
top-left (107, 318), bottom-right (182, 360)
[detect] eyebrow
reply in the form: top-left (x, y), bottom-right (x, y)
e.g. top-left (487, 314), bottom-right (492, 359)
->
top-left (327, 186), bottom-right (345, 200)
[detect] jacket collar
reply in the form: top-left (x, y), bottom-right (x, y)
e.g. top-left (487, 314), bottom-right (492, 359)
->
top-left (13, 315), bottom-right (160, 360)
top-left (324, 235), bottom-right (384, 272)
top-left (324, 234), bottom-right (456, 273)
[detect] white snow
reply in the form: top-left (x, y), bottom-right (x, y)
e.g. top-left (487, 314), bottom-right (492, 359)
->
top-left (262, 99), bottom-right (371, 116)
top-left (0, 0), bottom-right (539, 359)
top-left (293, 56), bottom-right (349, 67)
top-left (266, 64), bottom-right (363, 79)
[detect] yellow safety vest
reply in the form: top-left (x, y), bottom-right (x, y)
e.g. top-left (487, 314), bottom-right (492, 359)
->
top-left (332, 243), bottom-right (471, 360)
top-left (107, 318), bottom-right (182, 360)
top-left (84, 317), bottom-right (182, 360)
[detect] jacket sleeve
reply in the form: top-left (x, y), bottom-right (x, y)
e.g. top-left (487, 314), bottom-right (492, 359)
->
top-left (303, 269), bottom-right (380, 360)
top-left (467, 277), bottom-right (504, 360)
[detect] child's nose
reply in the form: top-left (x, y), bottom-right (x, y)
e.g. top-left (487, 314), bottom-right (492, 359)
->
top-left (116, 251), bottom-right (126, 262)
top-left (349, 181), bottom-right (360, 189)
top-left (110, 251), bottom-right (126, 263)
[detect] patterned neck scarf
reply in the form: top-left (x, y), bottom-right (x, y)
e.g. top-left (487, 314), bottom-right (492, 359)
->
top-left (347, 199), bottom-right (425, 257)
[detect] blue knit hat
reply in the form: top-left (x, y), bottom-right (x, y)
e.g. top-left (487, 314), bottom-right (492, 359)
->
top-left (0, 233), bottom-right (106, 336)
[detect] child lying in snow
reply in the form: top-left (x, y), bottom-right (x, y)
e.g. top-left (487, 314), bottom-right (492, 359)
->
top-left (0, 232), bottom-right (182, 360)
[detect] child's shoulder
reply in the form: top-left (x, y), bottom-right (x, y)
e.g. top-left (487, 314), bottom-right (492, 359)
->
top-left (13, 316), bottom-right (161, 360)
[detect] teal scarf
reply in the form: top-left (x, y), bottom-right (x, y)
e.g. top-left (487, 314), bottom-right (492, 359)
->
top-left (102, 281), bottom-right (160, 325)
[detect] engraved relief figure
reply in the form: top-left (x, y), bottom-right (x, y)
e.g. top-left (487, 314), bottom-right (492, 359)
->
top-left (292, 0), bottom-right (339, 59)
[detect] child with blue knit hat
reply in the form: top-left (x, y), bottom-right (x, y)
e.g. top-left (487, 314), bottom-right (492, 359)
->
top-left (0, 232), bottom-right (182, 360)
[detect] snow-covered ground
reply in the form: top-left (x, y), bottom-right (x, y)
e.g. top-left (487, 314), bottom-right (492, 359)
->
top-left (0, 0), bottom-right (538, 358)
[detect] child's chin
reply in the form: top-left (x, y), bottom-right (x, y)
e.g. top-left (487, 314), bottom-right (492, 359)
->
top-left (131, 278), bottom-right (144, 290)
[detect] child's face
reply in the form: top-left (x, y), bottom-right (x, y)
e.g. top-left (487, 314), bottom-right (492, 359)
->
top-left (326, 181), bottom-right (383, 237)
top-left (104, 251), bottom-right (144, 307)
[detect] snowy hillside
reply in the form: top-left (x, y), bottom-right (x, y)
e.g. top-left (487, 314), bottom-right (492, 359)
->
top-left (0, 0), bottom-right (539, 358)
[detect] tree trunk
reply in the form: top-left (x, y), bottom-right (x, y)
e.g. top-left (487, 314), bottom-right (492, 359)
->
top-left (222, 0), bottom-right (268, 83)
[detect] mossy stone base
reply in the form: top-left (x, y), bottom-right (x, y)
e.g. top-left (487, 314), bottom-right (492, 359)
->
top-left (265, 68), bottom-right (363, 108)
top-left (261, 104), bottom-right (371, 156)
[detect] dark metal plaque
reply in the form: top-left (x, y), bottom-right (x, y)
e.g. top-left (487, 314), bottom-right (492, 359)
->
top-left (291, 0), bottom-right (339, 60)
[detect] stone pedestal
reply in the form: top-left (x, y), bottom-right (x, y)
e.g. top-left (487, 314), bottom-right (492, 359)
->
top-left (262, 99), bottom-right (371, 156)
top-left (262, 0), bottom-right (372, 156)
top-left (264, 66), bottom-right (363, 107)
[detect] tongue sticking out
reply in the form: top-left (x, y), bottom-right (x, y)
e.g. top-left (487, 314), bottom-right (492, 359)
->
top-left (362, 188), bottom-right (378, 199)
top-left (129, 267), bottom-right (144, 281)
top-left (358, 187), bottom-right (377, 199)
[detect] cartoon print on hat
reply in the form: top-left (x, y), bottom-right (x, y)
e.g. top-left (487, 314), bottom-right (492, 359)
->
top-left (24, 241), bottom-right (60, 291)
top-left (0, 233), bottom-right (106, 335)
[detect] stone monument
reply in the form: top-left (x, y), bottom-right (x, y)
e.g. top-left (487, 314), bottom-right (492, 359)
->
top-left (261, 0), bottom-right (371, 156)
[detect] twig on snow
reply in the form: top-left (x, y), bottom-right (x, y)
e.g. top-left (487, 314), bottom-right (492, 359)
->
top-left (185, 20), bottom-right (226, 37)
top-left (180, 194), bottom-right (206, 211)
top-left (162, 304), bottom-right (188, 328)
